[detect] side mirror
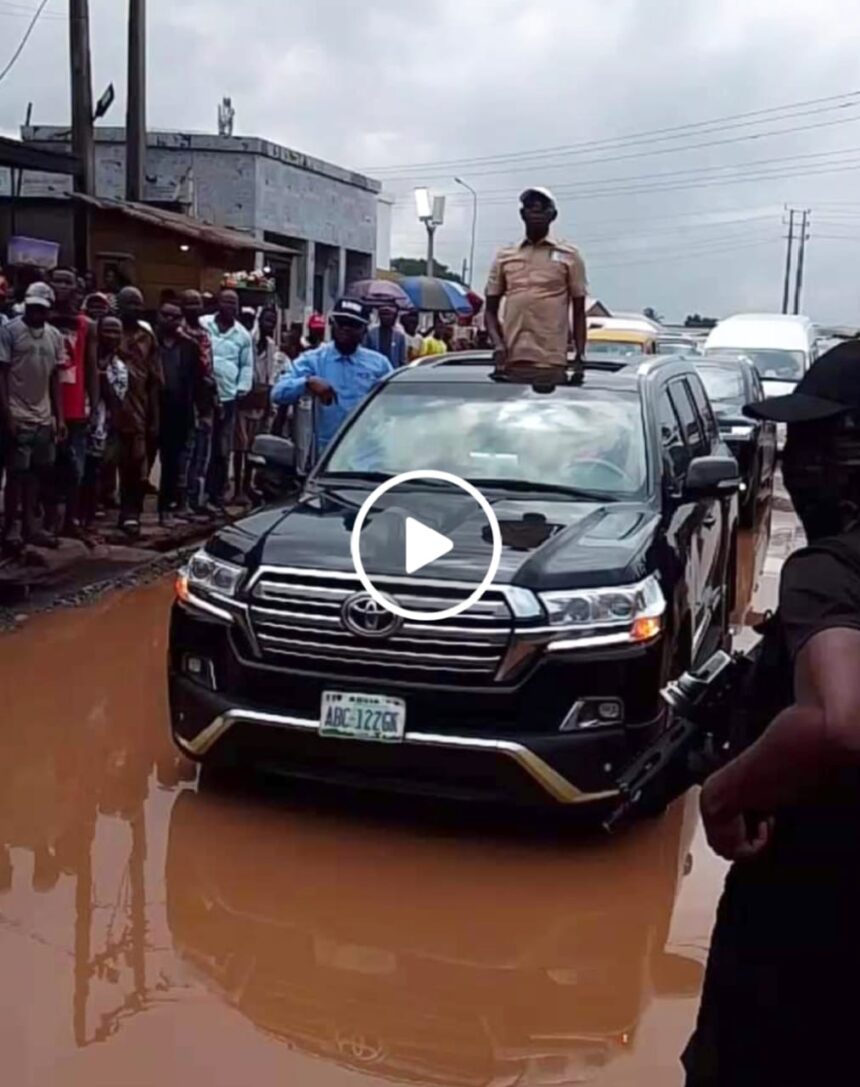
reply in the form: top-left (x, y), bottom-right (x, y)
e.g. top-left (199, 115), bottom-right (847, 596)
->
top-left (249, 435), bottom-right (298, 501)
top-left (250, 434), bottom-right (296, 473)
top-left (684, 455), bottom-right (740, 499)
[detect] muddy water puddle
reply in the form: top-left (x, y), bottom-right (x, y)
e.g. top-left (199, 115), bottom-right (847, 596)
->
top-left (0, 561), bottom-right (755, 1086)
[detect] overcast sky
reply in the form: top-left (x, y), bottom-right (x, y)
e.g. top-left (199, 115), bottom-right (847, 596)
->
top-left (2, 0), bottom-right (860, 322)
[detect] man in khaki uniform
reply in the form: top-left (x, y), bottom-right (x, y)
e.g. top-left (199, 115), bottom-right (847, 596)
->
top-left (485, 187), bottom-right (587, 372)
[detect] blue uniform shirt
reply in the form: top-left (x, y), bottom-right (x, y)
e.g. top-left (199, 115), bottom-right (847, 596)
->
top-left (271, 342), bottom-right (392, 454)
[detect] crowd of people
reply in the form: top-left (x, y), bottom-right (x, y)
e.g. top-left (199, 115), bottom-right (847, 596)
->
top-left (0, 263), bottom-right (477, 553)
top-left (0, 184), bottom-right (585, 554)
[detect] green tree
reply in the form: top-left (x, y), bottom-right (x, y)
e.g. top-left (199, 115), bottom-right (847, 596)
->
top-left (391, 257), bottom-right (465, 284)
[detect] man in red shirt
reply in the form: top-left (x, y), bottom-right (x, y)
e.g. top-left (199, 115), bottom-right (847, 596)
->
top-left (46, 267), bottom-right (98, 538)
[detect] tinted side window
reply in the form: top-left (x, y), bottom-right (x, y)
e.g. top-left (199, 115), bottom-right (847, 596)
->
top-left (657, 390), bottom-right (688, 481)
top-left (669, 380), bottom-right (707, 458)
top-left (687, 374), bottom-right (719, 447)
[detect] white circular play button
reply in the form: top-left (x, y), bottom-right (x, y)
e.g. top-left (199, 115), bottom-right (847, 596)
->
top-left (349, 470), bottom-right (502, 623)
top-left (404, 516), bottom-right (454, 575)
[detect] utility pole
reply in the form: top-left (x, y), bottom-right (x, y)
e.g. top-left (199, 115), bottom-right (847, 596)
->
top-left (69, 0), bottom-right (95, 268)
top-left (781, 207), bottom-right (795, 315)
top-left (793, 209), bottom-right (811, 315)
top-left (126, 0), bottom-right (147, 202)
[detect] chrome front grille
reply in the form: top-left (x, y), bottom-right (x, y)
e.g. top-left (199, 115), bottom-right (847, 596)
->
top-left (247, 567), bottom-right (513, 681)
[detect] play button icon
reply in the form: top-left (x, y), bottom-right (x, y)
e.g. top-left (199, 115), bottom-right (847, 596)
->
top-left (404, 517), bottom-right (454, 575)
top-left (349, 470), bottom-right (503, 623)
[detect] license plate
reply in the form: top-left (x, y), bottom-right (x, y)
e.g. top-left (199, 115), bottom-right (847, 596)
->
top-left (320, 691), bottom-right (406, 743)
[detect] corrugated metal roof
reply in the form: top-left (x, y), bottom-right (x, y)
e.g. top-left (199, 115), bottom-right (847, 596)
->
top-left (68, 193), bottom-right (299, 256)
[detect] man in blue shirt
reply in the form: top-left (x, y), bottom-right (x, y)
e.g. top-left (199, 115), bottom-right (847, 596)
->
top-left (272, 298), bottom-right (392, 460)
top-left (201, 288), bottom-right (252, 510)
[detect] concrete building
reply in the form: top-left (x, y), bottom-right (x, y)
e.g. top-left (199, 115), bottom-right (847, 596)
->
top-left (5, 126), bottom-right (386, 321)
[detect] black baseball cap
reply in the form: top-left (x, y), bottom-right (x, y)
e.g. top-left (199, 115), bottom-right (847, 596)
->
top-left (744, 340), bottom-right (860, 424)
top-left (331, 298), bottom-right (370, 327)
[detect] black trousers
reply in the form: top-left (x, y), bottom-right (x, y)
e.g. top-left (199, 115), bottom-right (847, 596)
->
top-left (683, 843), bottom-right (860, 1086)
top-left (205, 401), bottom-right (236, 505)
top-left (158, 407), bottom-right (193, 514)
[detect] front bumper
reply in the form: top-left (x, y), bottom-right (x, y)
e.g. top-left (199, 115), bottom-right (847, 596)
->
top-left (171, 676), bottom-right (632, 805)
top-left (169, 600), bottom-right (667, 806)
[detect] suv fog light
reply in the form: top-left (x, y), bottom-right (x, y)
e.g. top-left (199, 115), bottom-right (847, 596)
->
top-left (597, 699), bottom-right (623, 722)
top-left (184, 654), bottom-right (216, 690)
top-left (631, 615), bottom-right (662, 643)
top-left (560, 697), bottom-right (625, 732)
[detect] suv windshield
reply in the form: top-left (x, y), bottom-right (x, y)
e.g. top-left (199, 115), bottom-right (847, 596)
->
top-left (707, 347), bottom-right (805, 383)
top-left (322, 384), bottom-right (648, 498)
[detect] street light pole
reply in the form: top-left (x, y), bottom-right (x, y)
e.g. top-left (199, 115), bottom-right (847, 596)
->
top-left (425, 222), bottom-right (436, 277)
top-left (454, 176), bottom-right (477, 287)
top-left (415, 187), bottom-right (444, 278)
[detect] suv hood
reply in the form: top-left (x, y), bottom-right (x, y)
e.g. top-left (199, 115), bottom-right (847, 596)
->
top-left (211, 487), bottom-right (659, 590)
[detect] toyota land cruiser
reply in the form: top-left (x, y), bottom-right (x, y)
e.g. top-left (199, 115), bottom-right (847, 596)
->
top-left (168, 355), bottom-right (739, 808)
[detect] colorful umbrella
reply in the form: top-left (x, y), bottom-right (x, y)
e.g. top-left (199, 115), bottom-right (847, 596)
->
top-left (397, 276), bottom-right (474, 316)
top-left (346, 279), bottom-right (413, 309)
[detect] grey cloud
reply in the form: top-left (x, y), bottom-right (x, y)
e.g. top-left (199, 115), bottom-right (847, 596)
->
top-left (1, 0), bottom-right (858, 320)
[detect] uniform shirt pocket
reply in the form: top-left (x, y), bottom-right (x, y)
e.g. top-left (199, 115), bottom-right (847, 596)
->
top-left (500, 258), bottom-right (530, 289)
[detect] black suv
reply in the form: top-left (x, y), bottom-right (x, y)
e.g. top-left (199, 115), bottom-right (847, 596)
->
top-left (169, 355), bottom-right (739, 808)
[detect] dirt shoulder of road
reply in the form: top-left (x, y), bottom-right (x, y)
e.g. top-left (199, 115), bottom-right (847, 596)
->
top-left (0, 536), bottom-right (204, 633)
top-left (0, 502), bottom-right (225, 631)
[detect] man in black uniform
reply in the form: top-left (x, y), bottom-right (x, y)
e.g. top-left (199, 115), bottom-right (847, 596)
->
top-left (683, 341), bottom-right (860, 1085)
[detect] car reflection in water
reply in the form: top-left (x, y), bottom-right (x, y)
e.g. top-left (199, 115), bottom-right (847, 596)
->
top-left (166, 788), bottom-right (703, 1086)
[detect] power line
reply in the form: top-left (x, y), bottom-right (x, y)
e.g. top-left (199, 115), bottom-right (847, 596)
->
top-left (0, 0), bottom-right (50, 84)
top-left (366, 89), bottom-right (860, 174)
top-left (589, 236), bottom-right (782, 272)
top-left (381, 111), bottom-right (860, 185)
top-left (390, 156), bottom-right (860, 208)
top-left (394, 144), bottom-right (860, 208)
top-left (426, 216), bottom-right (782, 252)
top-left (0, 2), bottom-right (63, 18)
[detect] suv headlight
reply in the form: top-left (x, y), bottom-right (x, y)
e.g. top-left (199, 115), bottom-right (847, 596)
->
top-left (540, 574), bottom-right (665, 645)
top-left (184, 549), bottom-right (246, 598)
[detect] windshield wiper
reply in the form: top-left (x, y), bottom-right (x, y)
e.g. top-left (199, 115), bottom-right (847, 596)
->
top-left (469, 477), bottom-right (621, 502)
top-left (314, 470), bottom-right (394, 485)
top-left (315, 471), bottom-right (456, 491)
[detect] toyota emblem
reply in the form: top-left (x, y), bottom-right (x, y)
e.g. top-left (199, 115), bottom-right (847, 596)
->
top-left (341, 593), bottom-right (403, 640)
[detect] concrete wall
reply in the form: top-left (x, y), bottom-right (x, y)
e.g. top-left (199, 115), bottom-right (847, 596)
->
top-left (254, 154), bottom-right (376, 254)
top-left (6, 128), bottom-right (389, 323)
top-left (14, 128), bottom-right (379, 249)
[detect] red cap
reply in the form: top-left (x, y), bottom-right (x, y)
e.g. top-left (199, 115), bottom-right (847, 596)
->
top-left (308, 313), bottom-right (326, 332)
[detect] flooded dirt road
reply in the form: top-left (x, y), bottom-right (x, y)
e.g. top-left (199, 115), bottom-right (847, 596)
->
top-left (0, 515), bottom-right (800, 1087)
